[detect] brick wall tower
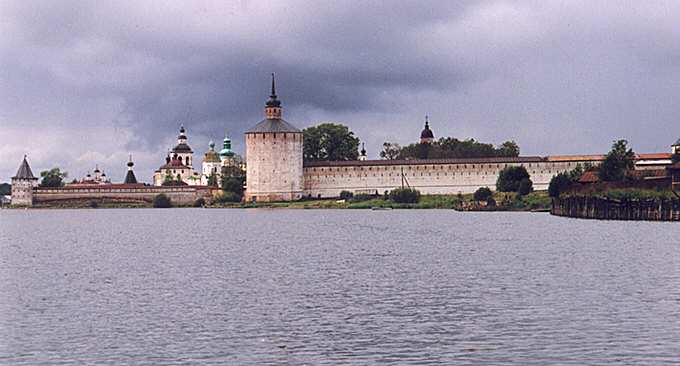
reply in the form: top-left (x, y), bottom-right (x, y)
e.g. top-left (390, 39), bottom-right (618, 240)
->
top-left (11, 155), bottom-right (38, 206)
top-left (245, 74), bottom-right (304, 202)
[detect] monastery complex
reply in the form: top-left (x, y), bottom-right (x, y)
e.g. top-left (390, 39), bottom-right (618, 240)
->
top-left (9, 75), bottom-right (680, 206)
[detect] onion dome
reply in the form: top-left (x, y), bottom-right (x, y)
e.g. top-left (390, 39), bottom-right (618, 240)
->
top-left (204, 140), bottom-right (221, 163)
top-left (12, 155), bottom-right (37, 180)
top-left (93, 165), bottom-right (101, 173)
top-left (219, 133), bottom-right (235, 158)
top-left (361, 143), bottom-right (366, 156)
top-left (420, 115), bottom-right (434, 140)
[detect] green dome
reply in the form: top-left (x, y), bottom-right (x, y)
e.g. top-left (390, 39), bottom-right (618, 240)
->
top-left (219, 134), bottom-right (234, 157)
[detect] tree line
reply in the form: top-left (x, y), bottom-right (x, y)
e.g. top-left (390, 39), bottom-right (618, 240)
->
top-left (302, 123), bottom-right (521, 161)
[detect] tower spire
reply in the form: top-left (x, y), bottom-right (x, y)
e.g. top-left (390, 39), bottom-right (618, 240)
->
top-left (271, 73), bottom-right (277, 98)
top-left (265, 73), bottom-right (282, 117)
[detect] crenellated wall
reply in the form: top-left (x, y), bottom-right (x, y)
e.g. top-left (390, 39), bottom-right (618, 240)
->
top-left (32, 185), bottom-right (215, 206)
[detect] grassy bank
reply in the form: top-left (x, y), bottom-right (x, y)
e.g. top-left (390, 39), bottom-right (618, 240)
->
top-left (15, 191), bottom-right (553, 211)
top-left (208, 190), bottom-right (552, 211)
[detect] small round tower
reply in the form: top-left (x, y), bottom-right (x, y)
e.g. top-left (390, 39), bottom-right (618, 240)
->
top-left (245, 74), bottom-right (303, 202)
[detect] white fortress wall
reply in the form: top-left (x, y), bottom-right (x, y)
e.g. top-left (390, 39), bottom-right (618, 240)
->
top-left (303, 157), bottom-right (601, 198)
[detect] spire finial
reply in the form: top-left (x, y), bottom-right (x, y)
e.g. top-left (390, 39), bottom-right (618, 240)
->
top-left (271, 73), bottom-right (276, 98)
top-left (425, 115), bottom-right (430, 128)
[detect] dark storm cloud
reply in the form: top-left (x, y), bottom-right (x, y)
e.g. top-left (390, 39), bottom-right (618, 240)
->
top-left (2, 1), bottom-right (680, 181)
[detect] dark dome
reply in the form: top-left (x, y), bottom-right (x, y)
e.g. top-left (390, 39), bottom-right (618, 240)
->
top-left (420, 125), bottom-right (434, 139)
top-left (172, 143), bottom-right (193, 153)
top-left (265, 98), bottom-right (281, 108)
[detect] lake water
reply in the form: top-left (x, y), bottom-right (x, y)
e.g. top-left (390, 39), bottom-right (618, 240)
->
top-left (1, 209), bottom-right (679, 365)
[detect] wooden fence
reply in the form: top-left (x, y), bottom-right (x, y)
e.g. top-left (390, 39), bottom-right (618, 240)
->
top-left (551, 196), bottom-right (680, 221)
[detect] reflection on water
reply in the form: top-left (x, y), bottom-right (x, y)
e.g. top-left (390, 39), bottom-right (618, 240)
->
top-left (1, 209), bottom-right (679, 365)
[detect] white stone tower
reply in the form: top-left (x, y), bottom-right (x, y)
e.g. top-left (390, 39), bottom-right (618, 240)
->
top-left (11, 155), bottom-right (38, 206)
top-left (245, 74), bottom-right (303, 202)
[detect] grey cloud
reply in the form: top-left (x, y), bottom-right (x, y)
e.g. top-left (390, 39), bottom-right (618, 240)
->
top-left (2, 1), bottom-right (680, 182)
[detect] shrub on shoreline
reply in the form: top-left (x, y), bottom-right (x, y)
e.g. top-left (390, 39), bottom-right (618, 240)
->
top-left (473, 187), bottom-right (493, 201)
top-left (389, 188), bottom-right (421, 203)
top-left (152, 194), bottom-right (172, 208)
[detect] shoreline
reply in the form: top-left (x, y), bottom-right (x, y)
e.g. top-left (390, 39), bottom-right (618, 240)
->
top-left (2, 191), bottom-right (552, 212)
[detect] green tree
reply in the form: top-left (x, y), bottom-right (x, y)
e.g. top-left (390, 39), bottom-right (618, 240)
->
top-left (152, 194), bottom-right (172, 208)
top-left (473, 187), bottom-right (493, 201)
top-left (517, 178), bottom-right (533, 196)
top-left (496, 166), bottom-right (530, 192)
top-left (220, 165), bottom-right (246, 198)
top-left (39, 168), bottom-right (67, 187)
top-left (216, 192), bottom-right (242, 203)
top-left (207, 173), bottom-right (218, 187)
top-left (339, 190), bottom-right (354, 200)
top-left (598, 139), bottom-right (635, 182)
top-left (0, 183), bottom-right (10, 196)
top-left (498, 140), bottom-right (520, 157)
top-left (397, 137), bottom-right (521, 160)
top-left (221, 177), bottom-right (244, 196)
top-left (303, 123), bottom-right (360, 161)
top-left (548, 172), bottom-right (572, 198)
top-left (380, 142), bottom-right (401, 160)
top-left (388, 188), bottom-right (421, 203)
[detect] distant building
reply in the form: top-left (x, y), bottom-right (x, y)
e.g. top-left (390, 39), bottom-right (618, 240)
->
top-left (76, 165), bottom-right (111, 185)
top-left (673, 138), bottom-right (680, 154)
top-left (153, 125), bottom-right (199, 186)
top-left (419, 115), bottom-right (434, 144)
top-left (201, 140), bottom-right (221, 186)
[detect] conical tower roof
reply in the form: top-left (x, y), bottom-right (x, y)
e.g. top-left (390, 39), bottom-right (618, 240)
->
top-left (13, 156), bottom-right (37, 180)
top-left (124, 170), bottom-right (138, 184)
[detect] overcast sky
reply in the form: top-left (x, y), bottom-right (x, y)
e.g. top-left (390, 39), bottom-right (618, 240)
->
top-left (2, 1), bottom-right (679, 182)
